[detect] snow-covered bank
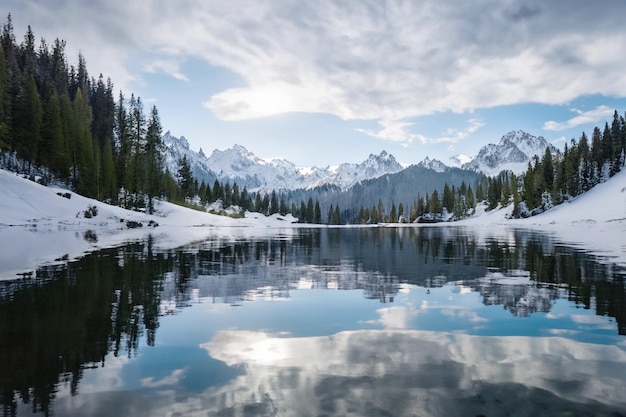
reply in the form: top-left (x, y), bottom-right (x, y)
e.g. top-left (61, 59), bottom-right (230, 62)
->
top-left (0, 169), bottom-right (303, 280)
top-left (454, 168), bottom-right (626, 263)
top-left (2, 167), bottom-right (626, 280)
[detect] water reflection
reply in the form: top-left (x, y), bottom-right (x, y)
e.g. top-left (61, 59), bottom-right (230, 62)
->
top-left (0, 227), bottom-right (625, 416)
top-left (198, 329), bottom-right (626, 417)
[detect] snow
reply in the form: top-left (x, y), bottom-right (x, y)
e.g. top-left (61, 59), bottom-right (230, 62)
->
top-left (0, 169), bottom-right (303, 280)
top-left (308, 151), bottom-right (403, 190)
top-left (462, 130), bottom-right (558, 175)
top-left (457, 168), bottom-right (626, 263)
top-left (416, 156), bottom-right (448, 173)
top-left (163, 132), bottom-right (403, 192)
top-left (1, 165), bottom-right (626, 280)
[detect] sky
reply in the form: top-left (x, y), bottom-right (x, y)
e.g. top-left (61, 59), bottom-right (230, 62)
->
top-left (3, 0), bottom-right (626, 167)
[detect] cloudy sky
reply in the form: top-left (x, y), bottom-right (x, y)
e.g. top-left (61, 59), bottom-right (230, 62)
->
top-left (3, 0), bottom-right (626, 167)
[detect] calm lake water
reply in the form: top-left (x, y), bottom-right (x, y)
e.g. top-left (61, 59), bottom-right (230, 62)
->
top-left (1, 226), bottom-right (626, 417)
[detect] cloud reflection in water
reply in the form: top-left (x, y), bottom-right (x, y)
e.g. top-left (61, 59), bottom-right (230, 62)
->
top-left (198, 329), bottom-right (626, 416)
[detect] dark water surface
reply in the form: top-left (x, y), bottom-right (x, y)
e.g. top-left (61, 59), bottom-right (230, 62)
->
top-left (1, 226), bottom-right (626, 416)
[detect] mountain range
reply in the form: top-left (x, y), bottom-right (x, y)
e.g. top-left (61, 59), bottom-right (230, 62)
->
top-left (162, 132), bottom-right (404, 192)
top-left (162, 130), bottom-right (556, 194)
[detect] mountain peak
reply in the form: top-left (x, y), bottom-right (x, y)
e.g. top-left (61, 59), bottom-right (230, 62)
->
top-left (417, 156), bottom-right (448, 173)
top-left (463, 130), bottom-right (558, 175)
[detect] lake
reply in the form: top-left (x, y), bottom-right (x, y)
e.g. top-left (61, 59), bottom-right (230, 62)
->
top-left (1, 226), bottom-right (626, 417)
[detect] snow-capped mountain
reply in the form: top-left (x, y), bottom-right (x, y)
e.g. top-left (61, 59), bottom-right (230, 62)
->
top-left (205, 144), bottom-right (308, 191)
top-left (416, 156), bottom-right (448, 173)
top-left (162, 132), bottom-right (215, 182)
top-left (462, 130), bottom-right (558, 175)
top-left (161, 132), bottom-right (402, 192)
top-left (309, 151), bottom-right (403, 190)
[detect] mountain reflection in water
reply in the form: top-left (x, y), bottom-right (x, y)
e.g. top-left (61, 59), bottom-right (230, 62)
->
top-left (0, 227), bottom-right (625, 416)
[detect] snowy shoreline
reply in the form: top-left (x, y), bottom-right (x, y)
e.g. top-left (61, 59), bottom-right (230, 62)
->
top-left (1, 168), bottom-right (626, 280)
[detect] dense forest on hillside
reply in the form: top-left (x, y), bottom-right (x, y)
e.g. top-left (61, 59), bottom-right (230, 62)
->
top-left (1, 14), bottom-right (625, 224)
top-left (0, 15), bottom-right (172, 213)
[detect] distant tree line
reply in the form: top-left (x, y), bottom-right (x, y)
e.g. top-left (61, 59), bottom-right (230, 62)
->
top-left (388, 110), bottom-right (626, 222)
top-left (178, 155), bottom-right (323, 222)
top-left (331, 110), bottom-right (626, 224)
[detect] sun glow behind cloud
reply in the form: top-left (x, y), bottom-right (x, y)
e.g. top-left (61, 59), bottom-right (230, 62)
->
top-left (5, 0), bottom-right (626, 159)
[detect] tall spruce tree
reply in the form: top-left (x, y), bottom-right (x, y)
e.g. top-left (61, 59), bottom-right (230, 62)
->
top-left (72, 88), bottom-right (96, 196)
top-left (145, 105), bottom-right (163, 213)
top-left (0, 46), bottom-right (11, 150)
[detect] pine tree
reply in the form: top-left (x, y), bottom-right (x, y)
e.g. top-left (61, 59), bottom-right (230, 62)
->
top-left (465, 186), bottom-right (474, 213)
top-left (145, 105), bottom-right (163, 213)
top-left (90, 74), bottom-right (115, 149)
top-left (261, 193), bottom-right (270, 215)
top-left (390, 203), bottom-right (397, 223)
top-left (126, 94), bottom-right (146, 199)
top-left (56, 94), bottom-right (73, 180)
top-left (476, 183), bottom-right (484, 202)
top-left (270, 190), bottom-right (278, 215)
top-left (50, 38), bottom-right (68, 95)
top-left (442, 183), bottom-right (454, 212)
top-left (15, 74), bottom-right (42, 166)
top-left (177, 155), bottom-right (193, 199)
top-left (306, 197), bottom-right (314, 223)
top-left (0, 46), bottom-right (10, 150)
top-left (101, 137), bottom-right (116, 202)
top-left (72, 88), bottom-right (96, 196)
top-left (223, 183), bottom-right (232, 206)
top-left (542, 147), bottom-right (554, 191)
top-left (429, 189), bottom-right (440, 213)
top-left (299, 201), bottom-right (306, 222)
top-left (40, 91), bottom-right (62, 172)
top-left (314, 200), bottom-right (321, 224)
top-left (611, 110), bottom-right (622, 175)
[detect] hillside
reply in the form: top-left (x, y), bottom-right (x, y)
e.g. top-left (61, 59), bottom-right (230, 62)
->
top-left (0, 169), bottom-right (300, 280)
top-left (458, 168), bottom-right (626, 263)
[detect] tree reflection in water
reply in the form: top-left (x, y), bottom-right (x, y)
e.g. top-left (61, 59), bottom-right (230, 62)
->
top-left (0, 227), bottom-right (624, 416)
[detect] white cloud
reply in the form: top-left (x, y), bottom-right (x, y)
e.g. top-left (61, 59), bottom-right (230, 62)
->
top-left (376, 306), bottom-right (416, 329)
top-left (6, 0), bottom-right (626, 132)
top-left (543, 106), bottom-right (615, 131)
top-left (450, 154), bottom-right (473, 166)
top-left (357, 118), bottom-right (484, 145)
top-left (356, 119), bottom-right (422, 145)
top-left (141, 368), bottom-right (186, 388)
top-left (144, 60), bottom-right (189, 82)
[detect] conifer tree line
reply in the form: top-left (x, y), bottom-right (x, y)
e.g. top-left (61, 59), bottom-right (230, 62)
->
top-left (511, 111), bottom-right (626, 217)
top-left (0, 15), bottom-right (176, 212)
top-left (344, 110), bottom-right (626, 224)
top-left (176, 155), bottom-right (324, 222)
top-left (350, 180), bottom-right (478, 224)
